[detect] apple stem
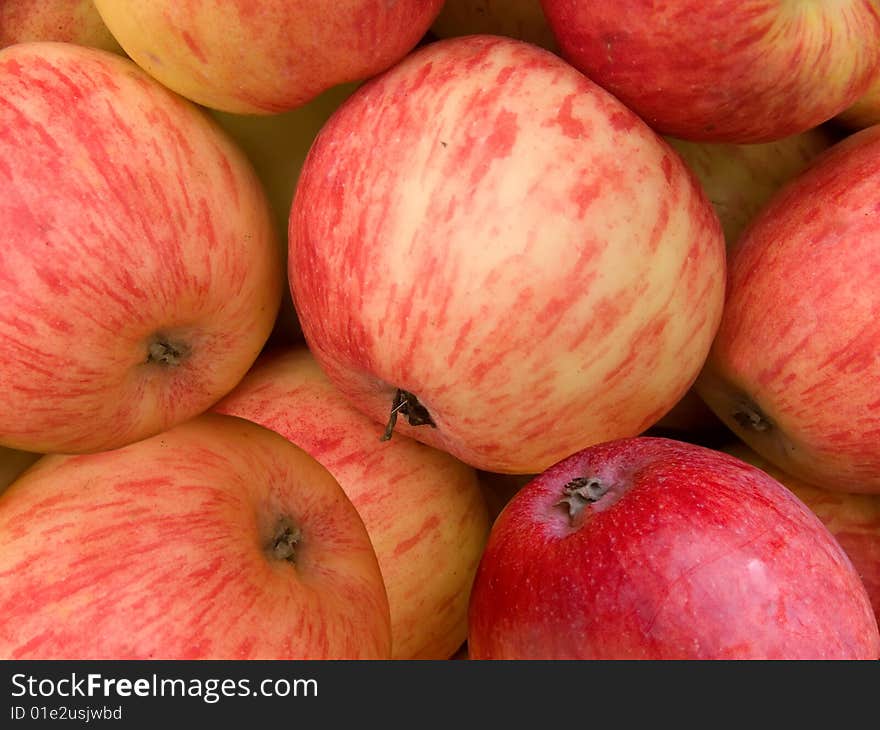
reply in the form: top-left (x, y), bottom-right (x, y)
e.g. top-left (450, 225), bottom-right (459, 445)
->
top-left (380, 388), bottom-right (436, 441)
top-left (270, 517), bottom-right (301, 563)
top-left (732, 400), bottom-right (772, 433)
top-left (556, 476), bottom-right (609, 522)
top-left (146, 337), bottom-right (190, 367)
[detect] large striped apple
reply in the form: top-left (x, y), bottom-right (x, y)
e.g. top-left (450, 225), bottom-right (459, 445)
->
top-left (0, 415), bottom-right (391, 659)
top-left (0, 43), bottom-right (281, 454)
top-left (696, 125), bottom-right (880, 493)
top-left (93, 0), bottom-right (444, 114)
top-left (215, 347), bottom-right (489, 659)
top-left (468, 437), bottom-right (880, 659)
top-left (289, 35), bottom-right (726, 474)
top-left (540, 0), bottom-right (880, 143)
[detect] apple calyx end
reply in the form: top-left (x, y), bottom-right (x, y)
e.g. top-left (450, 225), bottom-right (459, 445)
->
top-left (269, 517), bottom-right (301, 564)
top-left (380, 388), bottom-right (436, 442)
top-left (146, 336), bottom-right (191, 367)
top-left (555, 476), bottom-right (608, 523)
top-left (731, 399), bottom-right (773, 434)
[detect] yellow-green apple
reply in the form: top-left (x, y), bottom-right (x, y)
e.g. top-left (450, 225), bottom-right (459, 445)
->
top-left (696, 125), bottom-right (880, 493)
top-left (724, 440), bottom-right (880, 623)
top-left (0, 42), bottom-right (281, 455)
top-left (289, 35), bottom-right (726, 474)
top-left (0, 414), bottom-right (391, 659)
top-left (539, 0), bottom-right (880, 143)
top-left (214, 347), bottom-right (489, 660)
top-left (0, 0), bottom-right (122, 52)
top-left (432, 0), bottom-right (557, 50)
top-left (0, 447), bottom-right (39, 495)
top-left (93, 0), bottom-right (444, 114)
top-left (836, 73), bottom-right (880, 129)
top-left (208, 83), bottom-right (359, 345)
top-left (666, 126), bottom-right (838, 247)
top-left (468, 437), bottom-right (880, 659)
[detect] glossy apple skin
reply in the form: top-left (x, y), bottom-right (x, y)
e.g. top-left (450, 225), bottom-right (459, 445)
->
top-left (93, 0), bottom-right (444, 114)
top-left (539, 0), bottom-right (880, 143)
top-left (696, 125), bottom-right (880, 493)
top-left (0, 0), bottom-right (122, 52)
top-left (0, 415), bottom-right (391, 659)
top-left (468, 437), bottom-right (880, 659)
top-left (0, 43), bottom-right (281, 454)
top-left (432, 0), bottom-right (557, 50)
top-left (724, 441), bottom-right (880, 623)
top-left (214, 347), bottom-right (489, 659)
top-left (290, 35), bottom-right (726, 474)
top-left (837, 73), bottom-right (880, 129)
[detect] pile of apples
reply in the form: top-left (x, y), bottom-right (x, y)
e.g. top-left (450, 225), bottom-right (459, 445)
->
top-left (2, 0), bottom-right (880, 660)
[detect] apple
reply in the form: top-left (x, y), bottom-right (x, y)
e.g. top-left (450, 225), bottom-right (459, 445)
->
top-left (432, 0), bottom-right (557, 51)
top-left (208, 83), bottom-right (360, 345)
top-left (468, 436), bottom-right (880, 659)
top-left (289, 35), bottom-right (726, 474)
top-left (213, 347), bottom-right (489, 660)
top-left (539, 0), bottom-right (880, 143)
top-left (666, 126), bottom-right (837, 247)
top-left (0, 0), bottom-right (122, 53)
top-left (0, 447), bottom-right (40, 495)
top-left (836, 73), bottom-right (880, 129)
top-left (723, 440), bottom-right (880, 623)
top-left (0, 414), bottom-right (391, 659)
top-left (0, 42), bottom-right (282, 455)
top-left (695, 124), bottom-right (880, 493)
top-left (92, 0), bottom-right (444, 114)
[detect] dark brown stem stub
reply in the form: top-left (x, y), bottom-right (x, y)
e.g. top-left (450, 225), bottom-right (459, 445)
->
top-left (270, 517), bottom-right (301, 563)
top-left (380, 388), bottom-right (436, 441)
top-left (146, 337), bottom-right (190, 367)
top-left (556, 476), bottom-right (609, 522)
top-left (732, 400), bottom-right (772, 433)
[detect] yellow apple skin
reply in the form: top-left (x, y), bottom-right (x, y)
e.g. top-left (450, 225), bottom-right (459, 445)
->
top-left (836, 74), bottom-right (880, 129)
top-left (93, 0), bottom-right (444, 114)
top-left (724, 441), bottom-right (880, 624)
top-left (432, 0), bottom-right (557, 50)
top-left (0, 0), bottom-right (122, 53)
top-left (208, 83), bottom-right (359, 345)
top-left (215, 347), bottom-right (489, 660)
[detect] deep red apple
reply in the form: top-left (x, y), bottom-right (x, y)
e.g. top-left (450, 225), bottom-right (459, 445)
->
top-left (468, 437), bottom-right (880, 659)
top-left (0, 414), bottom-right (391, 659)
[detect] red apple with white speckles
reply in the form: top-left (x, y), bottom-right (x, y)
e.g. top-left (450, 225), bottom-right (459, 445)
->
top-left (695, 124), bottom-right (880, 493)
top-left (724, 440), bottom-right (880, 624)
top-left (0, 414), bottom-right (391, 659)
top-left (289, 35), bottom-right (726, 474)
top-left (0, 42), bottom-right (281, 454)
top-left (468, 437), bottom-right (880, 659)
top-left (214, 347), bottom-right (489, 659)
top-left (93, 0), bottom-right (444, 113)
top-left (539, 0), bottom-right (880, 142)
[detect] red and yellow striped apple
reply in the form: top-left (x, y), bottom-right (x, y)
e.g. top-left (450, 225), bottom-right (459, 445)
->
top-left (0, 415), bottom-right (391, 659)
top-left (93, 0), bottom-right (444, 114)
top-left (215, 347), bottom-right (490, 660)
top-left (539, 0), bottom-right (880, 142)
top-left (0, 42), bottom-right (281, 454)
top-left (468, 437), bottom-right (880, 659)
top-left (0, 0), bottom-right (121, 52)
top-left (696, 125), bottom-right (880, 493)
top-left (289, 35), bottom-right (726, 474)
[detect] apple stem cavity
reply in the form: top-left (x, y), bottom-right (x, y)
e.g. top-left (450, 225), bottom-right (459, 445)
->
top-left (380, 388), bottom-right (436, 441)
top-left (146, 336), bottom-right (191, 367)
top-left (556, 476), bottom-right (609, 522)
top-left (270, 517), bottom-right (302, 564)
